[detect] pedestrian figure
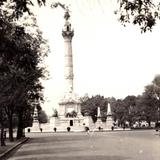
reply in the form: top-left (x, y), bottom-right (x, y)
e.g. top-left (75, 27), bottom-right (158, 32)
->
top-left (54, 127), bottom-right (57, 132)
top-left (40, 128), bottom-right (43, 132)
top-left (87, 129), bottom-right (90, 135)
top-left (155, 122), bottom-right (160, 132)
top-left (85, 126), bottom-right (90, 134)
top-left (111, 126), bottom-right (114, 131)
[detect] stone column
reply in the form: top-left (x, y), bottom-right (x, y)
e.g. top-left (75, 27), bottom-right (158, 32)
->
top-left (62, 15), bottom-right (74, 94)
top-left (106, 102), bottom-right (114, 130)
top-left (58, 8), bottom-right (83, 121)
top-left (107, 102), bottom-right (112, 116)
top-left (97, 107), bottom-right (101, 117)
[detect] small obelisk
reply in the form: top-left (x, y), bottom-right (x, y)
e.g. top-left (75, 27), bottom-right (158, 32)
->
top-left (96, 107), bottom-right (102, 129)
top-left (97, 107), bottom-right (101, 117)
top-left (107, 102), bottom-right (112, 116)
top-left (106, 102), bottom-right (114, 130)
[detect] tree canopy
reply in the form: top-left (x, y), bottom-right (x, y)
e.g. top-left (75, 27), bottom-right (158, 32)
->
top-left (116, 0), bottom-right (160, 32)
top-left (81, 74), bottom-right (160, 128)
top-left (81, 95), bottom-right (108, 122)
top-left (0, 0), bottom-right (46, 18)
top-left (38, 110), bottom-right (48, 123)
top-left (0, 0), bottom-right (49, 142)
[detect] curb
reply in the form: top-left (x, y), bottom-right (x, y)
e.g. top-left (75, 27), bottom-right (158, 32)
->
top-left (0, 137), bottom-right (29, 160)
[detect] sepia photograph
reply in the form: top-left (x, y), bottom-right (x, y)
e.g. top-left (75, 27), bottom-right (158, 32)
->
top-left (0, 0), bottom-right (160, 160)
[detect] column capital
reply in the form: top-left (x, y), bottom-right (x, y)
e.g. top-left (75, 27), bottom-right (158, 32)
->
top-left (62, 21), bottom-right (74, 39)
top-left (62, 30), bottom-right (74, 39)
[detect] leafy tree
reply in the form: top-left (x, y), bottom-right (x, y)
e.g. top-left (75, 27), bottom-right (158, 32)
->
top-left (3, 0), bottom-right (160, 33)
top-left (111, 96), bottom-right (137, 127)
top-left (14, 23), bottom-right (48, 139)
top-left (0, 107), bottom-right (7, 146)
top-left (132, 75), bottom-right (160, 127)
top-left (38, 110), bottom-right (48, 123)
top-left (0, 0), bottom-right (46, 18)
top-left (112, 99), bottom-right (127, 126)
top-left (123, 95), bottom-right (137, 126)
top-left (81, 95), bottom-right (108, 122)
top-left (0, 8), bottom-right (20, 141)
top-left (0, 1), bottom-right (49, 140)
top-left (116, 0), bottom-right (160, 32)
top-left (142, 75), bottom-right (160, 123)
top-left (136, 93), bottom-right (156, 126)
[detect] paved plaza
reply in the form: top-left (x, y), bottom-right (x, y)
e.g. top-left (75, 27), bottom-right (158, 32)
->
top-left (6, 130), bottom-right (160, 160)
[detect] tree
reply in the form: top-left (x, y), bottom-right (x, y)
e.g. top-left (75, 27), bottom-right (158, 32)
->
top-left (136, 93), bottom-right (156, 126)
top-left (0, 9), bottom-right (21, 141)
top-left (81, 95), bottom-right (108, 122)
top-left (116, 0), bottom-right (160, 32)
top-left (14, 24), bottom-right (48, 139)
top-left (0, 0), bottom-right (46, 18)
top-left (0, 2), bottom-right (49, 140)
top-left (112, 99), bottom-right (127, 126)
top-left (111, 96), bottom-right (137, 127)
top-left (142, 75), bottom-right (160, 124)
top-left (38, 110), bottom-right (48, 123)
top-left (123, 95), bottom-right (137, 126)
top-left (0, 107), bottom-right (7, 146)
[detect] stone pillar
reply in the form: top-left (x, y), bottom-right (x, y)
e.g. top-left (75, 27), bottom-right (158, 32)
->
top-left (62, 14), bottom-right (74, 94)
top-left (107, 102), bottom-right (112, 116)
top-left (96, 107), bottom-right (102, 129)
top-left (57, 8), bottom-right (84, 131)
top-left (106, 102), bottom-right (114, 130)
top-left (77, 103), bottom-right (83, 117)
top-left (97, 107), bottom-right (101, 117)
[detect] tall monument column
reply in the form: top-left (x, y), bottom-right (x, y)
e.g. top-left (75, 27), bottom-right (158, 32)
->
top-left (51, 4), bottom-right (84, 131)
top-left (62, 9), bottom-right (74, 94)
top-left (58, 8), bottom-right (83, 121)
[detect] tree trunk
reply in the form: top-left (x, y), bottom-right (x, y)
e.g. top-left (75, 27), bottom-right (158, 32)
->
top-left (129, 120), bottom-right (132, 128)
top-left (9, 116), bottom-right (14, 142)
top-left (1, 126), bottom-right (6, 146)
top-left (16, 113), bottom-right (23, 140)
top-left (22, 129), bottom-right (25, 137)
top-left (148, 121), bottom-right (151, 127)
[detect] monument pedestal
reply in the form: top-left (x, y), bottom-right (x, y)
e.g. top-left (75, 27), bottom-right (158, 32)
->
top-left (106, 115), bottom-right (114, 130)
top-left (96, 118), bottom-right (103, 129)
top-left (83, 116), bottom-right (95, 130)
top-left (54, 117), bottom-right (84, 131)
top-left (55, 92), bottom-right (85, 131)
top-left (105, 102), bottom-right (114, 130)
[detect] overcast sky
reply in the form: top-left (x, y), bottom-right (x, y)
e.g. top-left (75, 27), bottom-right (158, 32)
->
top-left (34, 0), bottom-right (160, 114)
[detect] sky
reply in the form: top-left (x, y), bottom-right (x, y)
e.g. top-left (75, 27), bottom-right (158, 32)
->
top-left (33, 0), bottom-right (160, 115)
